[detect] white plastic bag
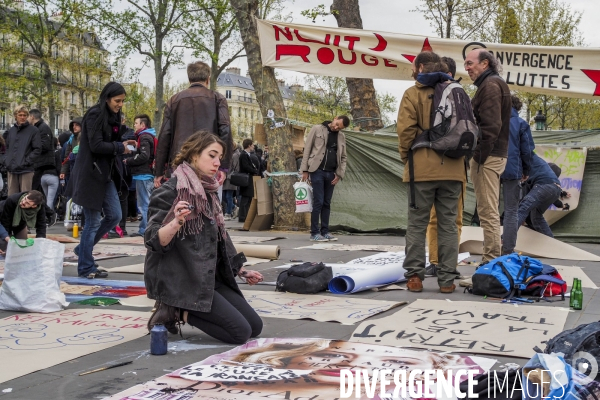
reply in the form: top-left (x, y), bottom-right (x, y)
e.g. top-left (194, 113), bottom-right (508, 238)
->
top-left (0, 238), bottom-right (68, 313)
top-left (294, 180), bottom-right (313, 213)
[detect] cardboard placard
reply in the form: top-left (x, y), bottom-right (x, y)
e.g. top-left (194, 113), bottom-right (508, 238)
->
top-left (0, 309), bottom-right (149, 383)
top-left (292, 125), bottom-right (306, 152)
top-left (255, 123), bottom-right (267, 145)
top-left (255, 178), bottom-right (273, 215)
top-left (241, 291), bottom-right (404, 325)
top-left (351, 299), bottom-right (569, 358)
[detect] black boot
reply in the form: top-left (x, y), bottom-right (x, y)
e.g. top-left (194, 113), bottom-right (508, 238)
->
top-left (147, 301), bottom-right (182, 335)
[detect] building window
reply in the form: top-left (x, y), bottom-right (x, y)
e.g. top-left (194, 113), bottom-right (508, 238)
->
top-left (70, 47), bottom-right (75, 62)
top-left (244, 108), bottom-right (247, 118)
top-left (225, 90), bottom-right (231, 99)
top-left (71, 92), bottom-right (76, 104)
top-left (238, 107), bottom-right (242, 117)
top-left (55, 114), bottom-right (60, 130)
top-left (52, 44), bottom-right (59, 58)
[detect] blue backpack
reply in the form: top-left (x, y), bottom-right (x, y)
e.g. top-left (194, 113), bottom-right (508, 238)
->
top-left (471, 253), bottom-right (544, 298)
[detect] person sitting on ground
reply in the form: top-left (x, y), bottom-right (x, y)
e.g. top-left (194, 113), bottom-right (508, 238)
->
top-left (0, 190), bottom-right (46, 253)
top-left (516, 152), bottom-right (562, 238)
top-left (145, 130), bottom-right (263, 344)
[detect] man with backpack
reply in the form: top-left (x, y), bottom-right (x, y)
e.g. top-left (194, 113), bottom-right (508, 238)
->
top-left (425, 57), bottom-right (467, 278)
top-left (123, 114), bottom-right (156, 237)
top-left (464, 49), bottom-right (511, 263)
top-left (398, 52), bottom-right (474, 294)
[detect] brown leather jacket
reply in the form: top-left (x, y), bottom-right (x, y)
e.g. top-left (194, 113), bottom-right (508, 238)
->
top-left (155, 83), bottom-right (233, 176)
top-left (471, 72), bottom-right (511, 165)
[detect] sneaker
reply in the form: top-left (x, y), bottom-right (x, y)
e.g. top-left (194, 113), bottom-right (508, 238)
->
top-left (232, 207), bottom-right (239, 219)
top-left (129, 232), bottom-right (143, 237)
top-left (425, 263), bottom-right (437, 277)
top-left (322, 233), bottom-right (337, 241)
top-left (223, 214), bottom-right (232, 221)
top-left (310, 234), bottom-right (329, 242)
top-left (84, 269), bottom-right (109, 279)
top-left (107, 231), bottom-right (121, 239)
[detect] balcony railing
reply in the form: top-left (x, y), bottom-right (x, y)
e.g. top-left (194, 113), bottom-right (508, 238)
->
top-left (237, 96), bottom-right (254, 103)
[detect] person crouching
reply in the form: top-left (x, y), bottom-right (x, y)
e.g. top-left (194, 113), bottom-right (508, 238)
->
top-left (145, 130), bottom-right (263, 344)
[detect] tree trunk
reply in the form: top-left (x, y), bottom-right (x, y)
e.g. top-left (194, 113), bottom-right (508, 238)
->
top-left (331, 0), bottom-right (383, 131)
top-left (154, 53), bottom-right (165, 132)
top-left (230, 0), bottom-right (305, 230)
top-left (42, 60), bottom-right (56, 132)
top-left (209, 31), bottom-right (222, 91)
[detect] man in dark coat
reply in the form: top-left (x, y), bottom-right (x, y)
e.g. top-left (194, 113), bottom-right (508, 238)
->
top-left (3, 105), bottom-right (41, 195)
top-left (154, 61), bottom-right (233, 188)
top-left (29, 109), bottom-right (54, 192)
top-left (238, 139), bottom-right (259, 223)
top-left (465, 49), bottom-right (511, 263)
top-left (68, 82), bottom-right (131, 278)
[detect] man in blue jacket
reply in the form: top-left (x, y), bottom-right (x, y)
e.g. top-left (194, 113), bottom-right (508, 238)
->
top-left (501, 95), bottom-right (535, 254)
top-left (517, 153), bottom-right (562, 238)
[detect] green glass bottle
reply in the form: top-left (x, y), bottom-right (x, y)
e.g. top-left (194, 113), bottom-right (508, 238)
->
top-left (570, 278), bottom-right (577, 307)
top-left (572, 279), bottom-right (583, 310)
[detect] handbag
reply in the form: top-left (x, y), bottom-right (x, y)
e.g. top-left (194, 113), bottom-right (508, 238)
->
top-left (230, 172), bottom-right (250, 187)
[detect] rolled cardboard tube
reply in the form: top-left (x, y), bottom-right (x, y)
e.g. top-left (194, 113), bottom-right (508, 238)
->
top-left (233, 244), bottom-right (280, 260)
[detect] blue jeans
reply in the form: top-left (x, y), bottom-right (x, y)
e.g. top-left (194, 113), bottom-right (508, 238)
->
top-left (77, 182), bottom-right (122, 276)
top-left (135, 178), bottom-right (154, 234)
top-left (310, 169), bottom-right (336, 236)
top-left (517, 183), bottom-right (561, 238)
top-left (223, 190), bottom-right (235, 215)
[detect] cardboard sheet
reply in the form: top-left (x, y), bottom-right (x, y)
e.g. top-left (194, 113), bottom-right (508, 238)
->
top-left (233, 244), bottom-right (280, 259)
top-left (241, 290), bottom-right (404, 325)
top-left (99, 236), bottom-right (145, 245)
top-left (296, 243), bottom-right (406, 252)
top-left (119, 296), bottom-right (155, 308)
top-left (64, 243), bottom-right (148, 257)
top-left (229, 236), bottom-right (285, 243)
top-left (554, 265), bottom-right (598, 289)
top-left (352, 299), bottom-right (569, 358)
top-left (106, 263), bottom-right (145, 274)
top-left (0, 309), bottom-right (149, 383)
top-left (243, 257), bottom-right (271, 266)
top-left (106, 338), bottom-right (496, 400)
top-left (459, 226), bottom-right (600, 261)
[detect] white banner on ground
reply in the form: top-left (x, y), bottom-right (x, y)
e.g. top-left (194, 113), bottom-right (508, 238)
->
top-left (257, 19), bottom-right (600, 99)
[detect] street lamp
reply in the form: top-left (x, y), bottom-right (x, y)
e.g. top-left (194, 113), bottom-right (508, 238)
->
top-left (534, 110), bottom-right (547, 131)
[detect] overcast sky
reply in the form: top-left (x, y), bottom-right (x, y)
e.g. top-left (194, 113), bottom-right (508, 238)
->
top-left (122, 0), bottom-right (600, 119)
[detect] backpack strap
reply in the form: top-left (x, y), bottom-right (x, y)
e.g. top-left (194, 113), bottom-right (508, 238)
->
top-left (497, 262), bottom-right (517, 298)
top-left (408, 149), bottom-right (417, 209)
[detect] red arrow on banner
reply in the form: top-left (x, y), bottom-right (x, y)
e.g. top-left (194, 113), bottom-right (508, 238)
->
top-left (582, 69), bottom-right (600, 96)
top-left (402, 38), bottom-right (433, 63)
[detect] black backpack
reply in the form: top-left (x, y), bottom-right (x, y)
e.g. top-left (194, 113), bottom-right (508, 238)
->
top-left (536, 321), bottom-right (600, 381)
top-left (276, 262), bottom-right (333, 294)
top-left (408, 81), bottom-right (479, 208)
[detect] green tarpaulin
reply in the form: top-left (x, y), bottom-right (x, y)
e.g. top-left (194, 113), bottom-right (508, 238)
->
top-left (330, 127), bottom-right (600, 243)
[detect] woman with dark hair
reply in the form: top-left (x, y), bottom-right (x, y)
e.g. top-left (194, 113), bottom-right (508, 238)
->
top-left (145, 130), bottom-right (263, 344)
top-left (68, 82), bottom-right (132, 278)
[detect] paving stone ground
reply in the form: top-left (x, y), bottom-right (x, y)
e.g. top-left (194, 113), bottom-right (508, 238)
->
top-left (0, 220), bottom-right (598, 399)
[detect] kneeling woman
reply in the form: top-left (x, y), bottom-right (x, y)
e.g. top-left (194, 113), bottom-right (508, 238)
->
top-left (145, 131), bottom-right (263, 344)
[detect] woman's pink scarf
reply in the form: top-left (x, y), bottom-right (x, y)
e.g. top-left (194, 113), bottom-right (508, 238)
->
top-left (162, 162), bottom-right (226, 239)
